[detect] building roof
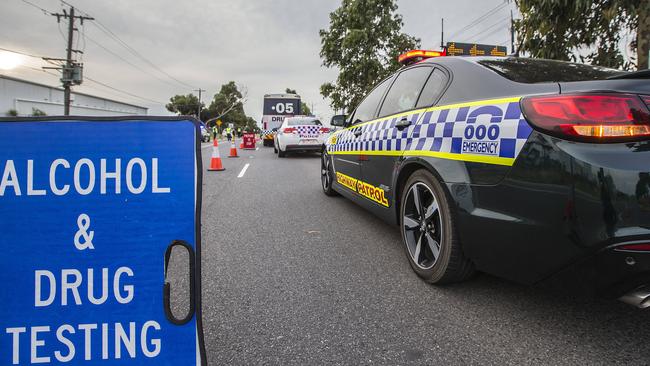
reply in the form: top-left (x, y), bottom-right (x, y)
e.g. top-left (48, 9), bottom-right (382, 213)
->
top-left (0, 74), bottom-right (148, 110)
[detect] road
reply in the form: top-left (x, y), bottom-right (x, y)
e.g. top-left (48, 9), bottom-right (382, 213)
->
top-left (188, 140), bottom-right (650, 365)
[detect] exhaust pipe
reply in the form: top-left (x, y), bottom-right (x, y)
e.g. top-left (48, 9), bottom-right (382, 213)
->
top-left (619, 286), bottom-right (650, 309)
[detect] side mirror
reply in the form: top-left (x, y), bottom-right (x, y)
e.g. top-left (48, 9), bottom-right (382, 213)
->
top-left (330, 114), bottom-right (346, 127)
top-left (271, 127), bottom-right (278, 132)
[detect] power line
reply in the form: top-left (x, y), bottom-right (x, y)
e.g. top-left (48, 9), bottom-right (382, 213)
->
top-left (5, 46), bottom-right (166, 106)
top-left (474, 21), bottom-right (510, 43)
top-left (19, 0), bottom-right (52, 15)
top-left (0, 46), bottom-right (44, 59)
top-left (23, 64), bottom-right (164, 106)
top-left (90, 19), bottom-right (196, 89)
top-left (84, 76), bottom-right (166, 105)
top-left (19, 1), bottom-right (177, 110)
top-left (461, 17), bottom-right (510, 43)
top-left (58, 0), bottom-right (195, 90)
top-left (446, 1), bottom-right (509, 41)
top-left (84, 34), bottom-right (184, 89)
top-left (498, 38), bottom-right (511, 46)
top-left (22, 64), bottom-right (59, 77)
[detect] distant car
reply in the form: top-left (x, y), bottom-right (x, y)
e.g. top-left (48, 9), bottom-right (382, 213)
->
top-left (321, 53), bottom-right (650, 307)
top-left (199, 123), bottom-right (210, 142)
top-left (274, 116), bottom-right (329, 157)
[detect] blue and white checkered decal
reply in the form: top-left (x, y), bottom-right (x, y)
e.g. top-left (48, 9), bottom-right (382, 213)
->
top-left (327, 97), bottom-right (533, 166)
top-left (296, 125), bottom-right (322, 138)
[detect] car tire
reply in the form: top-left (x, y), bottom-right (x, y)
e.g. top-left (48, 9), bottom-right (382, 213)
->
top-left (399, 169), bottom-right (474, 284)
top-left (321, 149), bottom-right (338, 196)
top-left (278, 147), bottom-right (286, 158)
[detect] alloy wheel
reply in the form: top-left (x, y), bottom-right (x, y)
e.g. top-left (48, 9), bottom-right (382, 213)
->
top-left (321, 152), bottom-right (331, 190)
top-left (402, 182), bottom-right (443, 270)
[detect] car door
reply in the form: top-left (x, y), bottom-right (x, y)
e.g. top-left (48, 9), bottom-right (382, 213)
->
top-left (330, 76), bottom-right (393, 197)
top-left (359, 66), bottom-right (449, 208)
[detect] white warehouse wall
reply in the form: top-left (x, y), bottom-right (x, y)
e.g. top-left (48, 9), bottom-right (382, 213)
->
top-left (0, 75), bottom-right (148, 117)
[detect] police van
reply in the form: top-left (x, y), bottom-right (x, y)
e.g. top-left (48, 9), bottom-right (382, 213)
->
top-left (260, 93), bottom-right (301, 147)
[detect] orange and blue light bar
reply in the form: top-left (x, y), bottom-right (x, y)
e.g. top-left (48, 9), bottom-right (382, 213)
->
top-left (398, 49), bottom-right (447, 65)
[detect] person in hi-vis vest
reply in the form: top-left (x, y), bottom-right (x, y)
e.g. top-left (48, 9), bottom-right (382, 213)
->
top-left (225, 126), bottom-right (233, 142)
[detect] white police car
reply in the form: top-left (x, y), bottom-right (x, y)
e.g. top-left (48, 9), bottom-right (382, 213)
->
top-left (274, 116), bottom-right (329, 157)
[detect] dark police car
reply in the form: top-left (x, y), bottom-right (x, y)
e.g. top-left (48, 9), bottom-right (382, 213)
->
top-left (320, 50), bottom-right (650, 307)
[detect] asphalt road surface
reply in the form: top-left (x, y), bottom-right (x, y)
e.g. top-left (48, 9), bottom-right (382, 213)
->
top-left (182, 140), bottom-right (650, 365)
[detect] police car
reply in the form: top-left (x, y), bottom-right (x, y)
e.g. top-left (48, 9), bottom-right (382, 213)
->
top-left (274, 116), bottom-right (329, 157)
top-left (199, 122), bottom-right (210, 142)
top-left (321, 49), bottom-right (650, 307)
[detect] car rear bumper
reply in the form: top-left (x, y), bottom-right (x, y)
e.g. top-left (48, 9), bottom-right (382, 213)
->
top-left (284, 144), bottom-right (322, 152)
top-left (278, 133), bottom-right (325, 151)
top-left (453, 131), bottom-right (650, 295)
top-left (534, 242), bottom-right (650, 300)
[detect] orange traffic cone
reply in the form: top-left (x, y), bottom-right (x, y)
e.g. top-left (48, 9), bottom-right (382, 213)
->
top-left (208, 139), bottom-right (225, 171)
top-left (240, 140), bottom-right (244, 149)
top-left (228, 140), bottom-right (239, 158)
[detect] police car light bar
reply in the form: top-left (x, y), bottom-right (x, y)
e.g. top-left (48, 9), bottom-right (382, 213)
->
top-left (398, 49), bottom-right (447, 65)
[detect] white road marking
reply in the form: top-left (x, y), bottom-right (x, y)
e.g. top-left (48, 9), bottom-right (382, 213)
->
top-left (237, 163), bottom-right (250, 178)
top-left (256, 147), bottom-right (259, 151)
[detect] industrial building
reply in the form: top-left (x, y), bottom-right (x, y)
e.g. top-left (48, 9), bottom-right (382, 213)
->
top-left (0, 75), bottom-right (148, 117)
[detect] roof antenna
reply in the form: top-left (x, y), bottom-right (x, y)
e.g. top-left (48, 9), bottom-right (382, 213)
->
top-left (440, 18), bottom-right (444, 50)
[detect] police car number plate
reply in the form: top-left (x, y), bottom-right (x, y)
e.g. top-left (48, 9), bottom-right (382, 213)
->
top-left (300, 139), bottom-right (318, 144)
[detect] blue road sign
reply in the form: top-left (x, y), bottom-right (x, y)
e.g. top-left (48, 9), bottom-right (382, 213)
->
top-left (0, 117), bottom-right (206, 365)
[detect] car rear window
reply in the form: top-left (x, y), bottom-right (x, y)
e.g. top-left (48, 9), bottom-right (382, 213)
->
top-left (287, 118), bottom-right (321, 126)
top-left (478, 58), bottom-right (626, 83)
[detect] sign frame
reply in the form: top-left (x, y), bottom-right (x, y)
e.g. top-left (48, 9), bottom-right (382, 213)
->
top-left (0, 115), bottom-right (207, 366)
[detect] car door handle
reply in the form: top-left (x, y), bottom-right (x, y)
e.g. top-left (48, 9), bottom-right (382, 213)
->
top-left (354, 129), bottom-right (363, 137)
top-left (395, 118), bottom-right (411, 130)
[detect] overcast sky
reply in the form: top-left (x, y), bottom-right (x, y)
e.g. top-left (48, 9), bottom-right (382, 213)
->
top-left (0, 0), bottom-right (515, 122)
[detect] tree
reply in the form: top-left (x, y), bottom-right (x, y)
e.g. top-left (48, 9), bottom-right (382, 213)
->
top-left (166, 94), bottom-right (202, 116)
top-left (245, 117), bottom-right (259, 132)
top-left (6, 109), bottom-right (17, 117)
top-left (205, 81), bottom-right (249, 129)
top-left (285, 88), bottom-right (311, 115)
top-left (514, 0), bottom-right (648, 70)
top-left (319, 0), bottom-right (419, 112)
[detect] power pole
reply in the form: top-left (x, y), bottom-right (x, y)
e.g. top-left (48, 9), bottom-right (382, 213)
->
top-left (47, 7), bottom-right (93, 115)
top-left (194, 88), bottom-right (206, 119)
top-left (510, 10), bottom-right (515, 55)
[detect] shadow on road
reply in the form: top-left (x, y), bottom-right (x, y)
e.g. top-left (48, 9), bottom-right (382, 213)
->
top-left (335, 192), bottom-right (650, 359)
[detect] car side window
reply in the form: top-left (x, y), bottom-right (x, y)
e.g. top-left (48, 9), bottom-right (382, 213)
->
top-left (378, 66), bottom-right (432, 117)
top-left (415, 68), bottom-right (448, 108)
top-left (351, 76), bottom-right (393, 124)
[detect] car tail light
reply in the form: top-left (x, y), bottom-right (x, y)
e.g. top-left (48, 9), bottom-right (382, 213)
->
top-left (616, 243), bottom-right (650, 252)
top-left (520, 93), bottom-right (650, 142)
top-left (319, 127), bottom-right (330, 133)
top-left (283, 127), bottom-right (296, 133)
